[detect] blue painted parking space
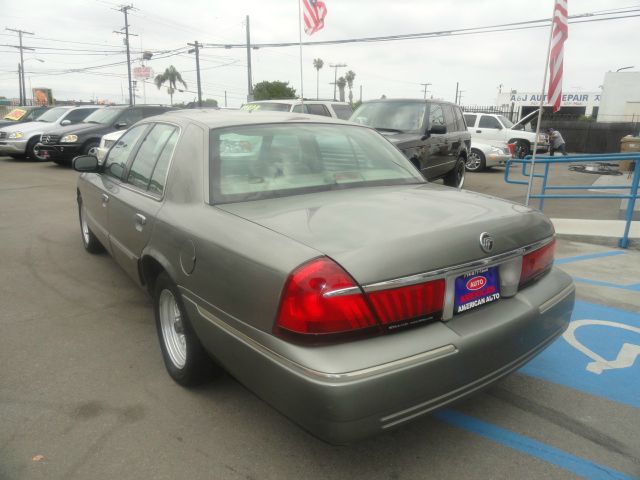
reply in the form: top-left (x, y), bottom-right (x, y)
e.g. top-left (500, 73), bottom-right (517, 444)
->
top-left (521, 300), bottom-right (640, 408)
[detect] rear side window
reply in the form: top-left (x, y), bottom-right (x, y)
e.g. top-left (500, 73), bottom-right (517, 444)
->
top-left (478, 115), bottom-right (502, 129)
top-left (442, 105), bottom-right (458, 133)
top-left (331, 104), bottom-right (353, 120)
top-left (127, 124), bottom-right (178, 192)
top-left (463, 114), bottom-right (476, 128)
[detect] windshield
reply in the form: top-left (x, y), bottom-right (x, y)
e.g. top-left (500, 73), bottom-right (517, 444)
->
top-left (497, 115), bottom-right (514, 128)
top-left (36, 107), bottom-right (69, 123)
top-left (210, 124), bottom-right (424, 203)
top-left (350, 101), bottom-right (427, 133)
top-left (83, 108), bottom-right (125, 124)
top-left (241, 103), bottom-right (291, 112)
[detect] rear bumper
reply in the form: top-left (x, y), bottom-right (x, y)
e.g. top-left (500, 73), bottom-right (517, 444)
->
top-left (182, 267), bottom-right (574, 444)
top-left (0, 139), bottom-right (28, 155)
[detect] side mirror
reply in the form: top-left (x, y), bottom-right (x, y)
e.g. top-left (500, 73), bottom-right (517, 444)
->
top-left (428, 124), bottom-right (447, 135)
top-left (72, 155), bottom-right (100, 172)
top-left (60, 119), bottom-right (71, 126)
top-left (114, 122), bottom-right (128, 129)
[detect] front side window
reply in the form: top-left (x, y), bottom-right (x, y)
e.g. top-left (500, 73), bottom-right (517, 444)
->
top-left (463, 114), bottom-right (477, 128)
top-left (116, 108), bottom-right (144, 127)
top-left (83, 108), bottom-right (126, 125)
top-left (443, 105), bottom-right (458, 133)
top-left (497, 115), bottom-right (514, 128)
top-left (210, 124), bottom-right (425, 203)
top-left (103, 124), bottom-right (148, 179)
top-left (428, 104), bottom-right (445, 127)
top-left (478, 115), bottom-right (502, 129)
top-left (149, 129), bottom-right (179, 196)
top-left (350, 101), bottom-right (426, 133)
top-left (127, 124), bottom-right (178, 191)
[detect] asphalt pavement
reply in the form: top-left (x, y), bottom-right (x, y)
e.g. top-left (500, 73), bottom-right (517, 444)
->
top-left (1, 157), bottom-right (638, 480)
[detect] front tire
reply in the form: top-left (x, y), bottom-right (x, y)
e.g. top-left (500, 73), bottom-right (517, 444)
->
top-left (154, 272), bottom-right (213, 386)
top-left (78, 197), bottom-right (105, 254)
top-left (83, 141), bottom-right (99, 157)
top-left (443, 157), bottom-right (466, 188)
top-left (26, 137), bottom-right (40, 160)
top-left (465, 149), bottom-right (486, 172)
top-left (515, 140), bottom-right (530, 159)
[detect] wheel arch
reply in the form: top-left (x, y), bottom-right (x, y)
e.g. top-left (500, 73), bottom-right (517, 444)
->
top-left (508, 137), bottom-right (531, 148)
top-left (139, 251), bottom-right (177, 295)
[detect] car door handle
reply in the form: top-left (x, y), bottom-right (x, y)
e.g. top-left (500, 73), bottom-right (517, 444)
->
top-left (101, 193), bottom-right (109, 203)
top-left (135, 213), bottom-right (147, 226)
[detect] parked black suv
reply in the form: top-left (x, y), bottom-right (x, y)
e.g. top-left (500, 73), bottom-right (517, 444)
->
top-left (350, 99), bottom-right (471, 187)
top-left (37, 105), bottom-right (173, 165)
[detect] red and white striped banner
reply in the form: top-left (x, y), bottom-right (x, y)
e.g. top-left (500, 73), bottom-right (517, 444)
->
top-left (547, 0), bottom-right (568, 112)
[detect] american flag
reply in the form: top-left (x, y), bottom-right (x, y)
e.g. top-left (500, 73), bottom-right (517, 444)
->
top-left (303, 0), bottom-right (327, 36)
top-left (547, 0), bottom-right (568, 112)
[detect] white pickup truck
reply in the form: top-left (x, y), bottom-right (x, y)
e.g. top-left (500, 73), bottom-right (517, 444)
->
top-left (463, 110), bottom-right (549, 157)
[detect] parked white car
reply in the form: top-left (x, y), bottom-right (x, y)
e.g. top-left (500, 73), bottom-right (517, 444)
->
top-left (241, 100), bottom-right (353, 120)
top-left (463, 110), bottom-right (549, 157)
top-left (95, 129), bottom-right (124, 163)
top-left (466, 142), bottom-right (512, 172)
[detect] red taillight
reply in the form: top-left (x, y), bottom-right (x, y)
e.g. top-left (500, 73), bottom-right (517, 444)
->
top-left (275, 257), bottom-right (378, 336)
top-left (367, 280), bottom-right (445, 326)
top-left (520, 238), bottom-right (556, 287)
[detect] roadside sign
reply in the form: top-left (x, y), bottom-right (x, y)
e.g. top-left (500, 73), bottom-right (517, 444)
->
top-left (133, 66), bottom-right (153, 79)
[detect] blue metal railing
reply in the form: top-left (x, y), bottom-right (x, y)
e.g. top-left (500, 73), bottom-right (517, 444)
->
top-left (504, 153), bottom-right (639, 248)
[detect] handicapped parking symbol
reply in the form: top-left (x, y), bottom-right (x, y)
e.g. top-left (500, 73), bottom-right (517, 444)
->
top-left (563, 320), bottom-right (640, 375)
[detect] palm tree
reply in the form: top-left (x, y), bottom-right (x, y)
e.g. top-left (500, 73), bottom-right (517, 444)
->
top-left (344, 70), bottom-right (356, 106)
top-left (336, 76), bottom-right (346, 102)
top-left (154, 65), bottom-right (187, 106)
top-left (313, 58), bottom-right (324, 100)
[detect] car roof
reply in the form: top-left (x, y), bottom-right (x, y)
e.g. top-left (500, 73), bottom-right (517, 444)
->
top-left (246, 99), bottom-right (350, 105)
top-left (146, 109), bottom-right (358, 129)
top-left (360, 98), bottom-right (460, 107)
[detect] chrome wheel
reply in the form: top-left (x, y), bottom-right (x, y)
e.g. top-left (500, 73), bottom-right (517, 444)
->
top-left (466, 151), bottom-right (483, 171)
top-left (159, 289), bottom-right (187, 369)
top-left (80, 203), bottom-right (90, 246)
top-left (87, 146), bottom-right (98, 157)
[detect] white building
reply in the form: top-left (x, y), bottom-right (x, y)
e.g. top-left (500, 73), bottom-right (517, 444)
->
top-left (597, 71), bottom-right (640, 123)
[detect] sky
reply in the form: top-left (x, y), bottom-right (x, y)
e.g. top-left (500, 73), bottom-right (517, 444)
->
top-left (1, 0), bottom-right (639, 108)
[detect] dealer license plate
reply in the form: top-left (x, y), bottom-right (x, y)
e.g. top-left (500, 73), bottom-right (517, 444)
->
top-left (454, 266), bottom-right (500, 314)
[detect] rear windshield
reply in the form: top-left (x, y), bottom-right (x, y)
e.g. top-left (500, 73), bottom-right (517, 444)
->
top-left (35, 107), bottom-right (69, 123)
top-left (241, 103), bottom-right (292, 112)
top-left (350, 101), bottom-right (426, 133)
top-left (209, 124), bottom-right (424, 203)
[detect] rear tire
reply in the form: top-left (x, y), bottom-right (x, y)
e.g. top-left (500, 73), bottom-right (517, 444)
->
top-left (443, 157), bottom-right (466, 188)
top-left (154, 272), bottom-right (213, 386)
top-left (465, 149), bottom-right (486, 172)
top-left (78, 197), bottom-right (105, 254)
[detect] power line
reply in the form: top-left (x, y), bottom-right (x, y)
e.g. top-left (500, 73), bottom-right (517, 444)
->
top-left (5, 27), bottom-right (34, 105)
top-left (200, 8), bottom-right (640, 49)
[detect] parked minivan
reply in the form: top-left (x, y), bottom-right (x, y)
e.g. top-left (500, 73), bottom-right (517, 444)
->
top-left (350, 99), bottom-right (471, 188)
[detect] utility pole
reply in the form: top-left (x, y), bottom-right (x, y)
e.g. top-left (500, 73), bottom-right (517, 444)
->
top-left (187, 40), bottom-right (203, 107)
top-left (246, 15), bottom-right (253, 101)
top-left (224, 91), bottom-right (228, 107)
top-left (329, 63), bottom-right (346, 101)
top-left (5, 28), bottom-right (34, 105)
top-left (17, 64), bottom-right (22, 105)
top-left (455, 82), bottom-right (459, 104)
top-left (420, 82), bottom-right (432, 100)
top-left (359, 85), bottom-right (362, 103)
top-left (457, 90), bottom-right (465, 105)
top-left (114, 5), bottom-right (137, 106)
